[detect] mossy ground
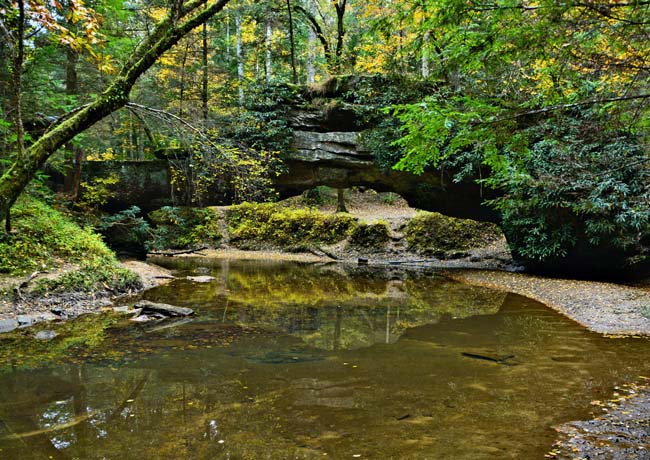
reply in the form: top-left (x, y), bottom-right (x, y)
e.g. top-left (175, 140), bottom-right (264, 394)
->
top-left (0, 196), bottom-right (140, 297)
top-left (148, 206), bottom-right (222, 250)
top-left (144, 191), bottom-right (506, 263)
top-left (347, 221), bottom-right (390, 249)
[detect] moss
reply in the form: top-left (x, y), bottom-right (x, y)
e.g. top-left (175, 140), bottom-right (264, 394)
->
top-left (0, 196), bottom-right (141, 295)
top-left (33, 260), bottom-right (141, 294)
top-left (406, 211), bottom-right (502, 255)
top-left (348, 221), bottom-right (390, 249)
top-left (227, 202), bottom-right (356, 249)
top-left (147, 206), bottom-right (222, 250)
top-left (0, 196), bottom-right (115, 275)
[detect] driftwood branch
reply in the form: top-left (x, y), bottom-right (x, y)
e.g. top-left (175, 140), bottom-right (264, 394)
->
top-left (148, 246), bottom-right (208, 257)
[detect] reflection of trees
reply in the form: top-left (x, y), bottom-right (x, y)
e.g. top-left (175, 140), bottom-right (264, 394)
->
top-left (147, 260), bottom-right (508, 351)
top-left (220, 268), bottom-right (506, 351)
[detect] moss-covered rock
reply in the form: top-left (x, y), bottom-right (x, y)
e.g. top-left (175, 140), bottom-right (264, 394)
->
top-left (348, 222), bottom-right (390, 250)
top-left (147, 206), bottom-right (222, 250)
top-left (226, 202), bottom-right (356, 249)
top-left (406, 211), bottom-right (502, 256)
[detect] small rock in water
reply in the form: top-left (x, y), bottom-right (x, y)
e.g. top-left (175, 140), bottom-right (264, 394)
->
top-left (130, 314), bottom-right (161, 322)
top-left (17, 313), bottom-right (57, 327)
top-left (35, 330), bottom-right (58, 341)
top-left (186, 275), bottom-right (215, 283)
top-left (195, 267), bottom-right (211, 275)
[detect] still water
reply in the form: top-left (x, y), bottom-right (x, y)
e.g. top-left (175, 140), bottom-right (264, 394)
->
top-left (1, 258), bottom-right (649, 460)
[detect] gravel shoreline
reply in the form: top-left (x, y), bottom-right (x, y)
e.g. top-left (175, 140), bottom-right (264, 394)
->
top-left (443, 269), bottom-right (650, 336)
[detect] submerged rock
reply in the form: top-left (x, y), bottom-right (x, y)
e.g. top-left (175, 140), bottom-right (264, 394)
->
top-left (16, 313), bottom-right (57, 327)
top-left (35, 330), bottom-right (58, 341)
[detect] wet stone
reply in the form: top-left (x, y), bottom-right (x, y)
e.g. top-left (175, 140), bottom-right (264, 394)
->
top-left (16, 313), bottom-right (57, 327)
top-left (134, 300), bottom-right (194, 318)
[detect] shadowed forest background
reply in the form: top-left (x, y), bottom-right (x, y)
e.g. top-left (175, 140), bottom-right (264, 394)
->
top-left (1, 0), bottom-right (650, 276)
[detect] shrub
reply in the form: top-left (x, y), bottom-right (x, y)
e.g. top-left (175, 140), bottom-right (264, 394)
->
top-left (492, 115), bottom-right (650, 271)
top-left (348, 222), bottom-right (390, 249)
top-left (0, 196), bottom-right (141, 295)
top-left (33, 259), bottom-right (141, 294)
top-left (0, 197), bottom-right (114, 274)
top-left (406, 211), bottom-right (501, 255)
top-left (147, 206), bottom-right (222, 250)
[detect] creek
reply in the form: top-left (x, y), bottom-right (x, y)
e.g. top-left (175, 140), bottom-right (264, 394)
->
top-left (1, 258), bottom-right (649, 459)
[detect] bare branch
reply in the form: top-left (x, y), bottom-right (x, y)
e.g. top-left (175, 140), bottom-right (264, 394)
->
top-left (125, 102), bottom-right (222, 153)
top-left (485, 93), bottom-right (650, 125)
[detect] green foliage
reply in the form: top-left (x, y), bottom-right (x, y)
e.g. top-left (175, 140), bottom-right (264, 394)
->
top-left (222, 83), bottom-right (300, 153)
top-left (406, 211), bottom-right (502, 255)
top-left (77, 173), bottom-right (120, 211)
top-left (99, 206), bottom-right (151, 253)
top-left (391, 93), bottom-right (519, 177)
top-left (147, 206), bottom-right (222, 250)
top-left (358, 117), bottom-right (405, 171)
top-left (227, 202), bottom-right (356, 249)
top-left (348, 221), bottom-right (390, 249)
top-left (0, 197), bottom-right (115, 274)
top-left (491, 115), bottom-right (650, 264)
top-left (168, 134), bottom-right (282, 207)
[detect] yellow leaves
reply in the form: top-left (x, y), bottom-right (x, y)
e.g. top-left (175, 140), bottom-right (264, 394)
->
top-left (241, 19), bottom-right (257, 44)
top-left (148, 7), bottom-right (167, 22)
top-left (95, 53), bottom-right (116, 75)
top-left (86, 147), bottom-right (116, 161)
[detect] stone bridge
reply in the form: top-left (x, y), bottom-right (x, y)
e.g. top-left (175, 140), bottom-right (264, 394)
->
top-left (82, 104), bottom-right (499, 222)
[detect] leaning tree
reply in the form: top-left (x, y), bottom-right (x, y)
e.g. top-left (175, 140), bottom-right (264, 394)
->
top-left (0, 0), bottom-right (233, 225)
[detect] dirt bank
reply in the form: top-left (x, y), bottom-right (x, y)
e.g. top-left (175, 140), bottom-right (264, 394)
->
top-left (0, 260), bottom-right (173, 331)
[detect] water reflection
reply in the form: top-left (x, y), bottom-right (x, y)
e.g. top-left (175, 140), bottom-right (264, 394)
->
top-left (0, 259), bottom-right (649, 460)
top-left (146, 258), bottom-right (507, 350)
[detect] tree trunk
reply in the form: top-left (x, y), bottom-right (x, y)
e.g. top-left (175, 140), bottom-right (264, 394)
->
top-left (65, 45), bottom-right (84, 201)
top-left (333, 0), bottom-right (347, 73)
top-left (0, 0), bottom-right (232, 220)
top-left (5, 0), bottom-right (26, 232)
top-left (305, 0), bottom-right (316, 84)
top-left (265, 18), bottom-right (273, 83)
top-left (179, 41), bottom-right (190, 118)
top-left (336, 188), bottom-right (348, 213)
top-left (202, 21), bottom-right (209, 126)
top-left (286, 0), bottom-right (297, 84)
top-left (422, 30), bottom-right (430, 78)
top-left (235, 14), bottom-right (244, 106)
